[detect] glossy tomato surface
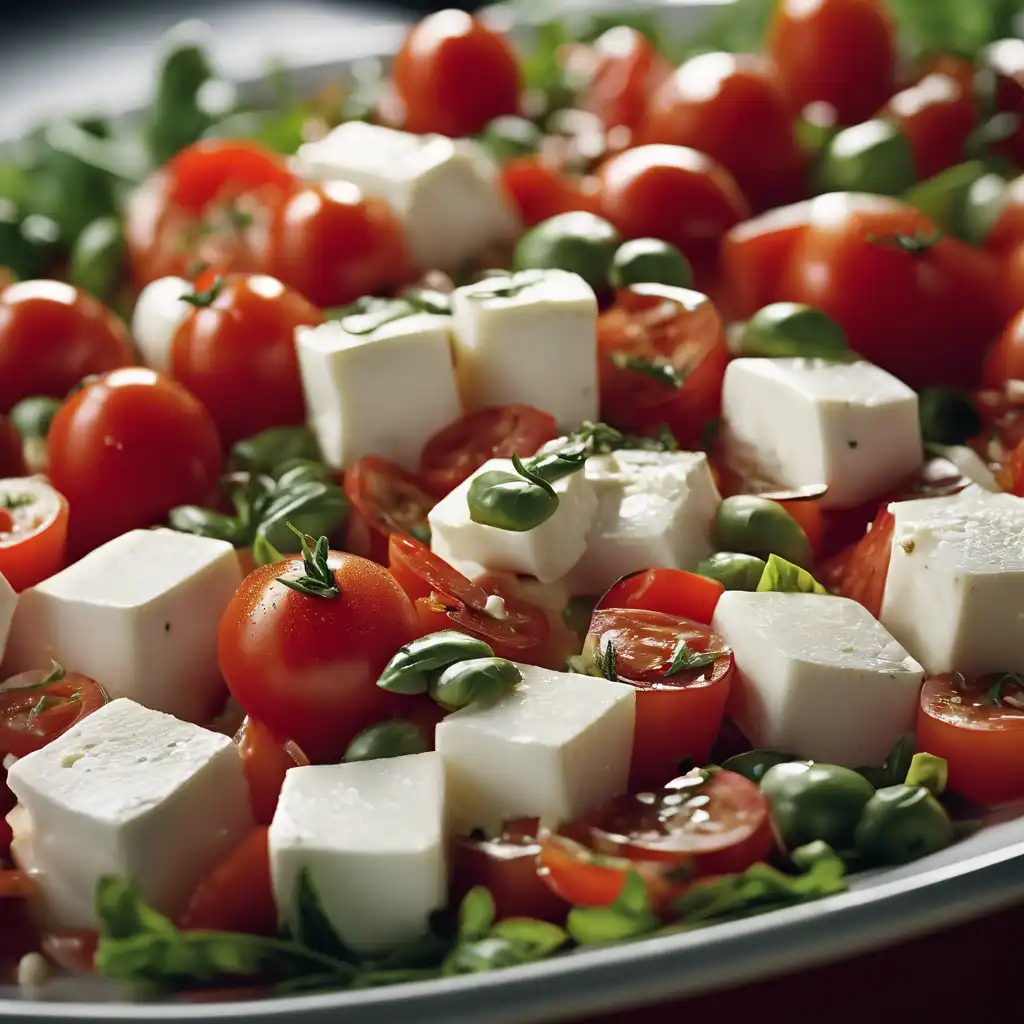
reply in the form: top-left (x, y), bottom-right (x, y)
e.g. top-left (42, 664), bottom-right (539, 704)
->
top-left (0, 667), bottom-right (106, 758)
top-left (500, 157), bottom-right (602, 228)
top-left (596, 568), bottom-right (725, 626)
top-left (234, 716), bottom-right (310, 826)
top-left (0, 478), bottom-right (69, 592)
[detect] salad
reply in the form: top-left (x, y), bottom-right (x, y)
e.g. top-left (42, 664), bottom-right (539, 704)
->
top-left (0, 0), bottom-right (1022, 1002)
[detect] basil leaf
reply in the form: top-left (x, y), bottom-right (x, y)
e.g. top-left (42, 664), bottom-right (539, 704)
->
top-left (567, 871), bottom-right (659, 946)
top-left (467, 469), bottom-right (560, 531)
top-left (756, 554), bottom-right (828, 595)
top-left (230, 426), bottom-right (322, 477)
top-left (856, 733), bottom-right (917, 789)
top-left (257, 481), bottom-right (349, 553)
top-left (167, 505), bottom-right (248, 546)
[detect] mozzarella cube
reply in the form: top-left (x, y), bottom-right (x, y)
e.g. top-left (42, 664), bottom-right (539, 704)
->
top-left (293, 122), bottom-right (519, 272)
top-left (296, 312), bottom-right (461, 471)
top-left (565, 449), bottom-right (721, 596)
top-left (269, 754), bottom-right (447, 955)
top-left (721, 358), bottom-right (922, 509)
top-left (880, 486), bottom-right (1024, 675)
top-left (428, 458), bottom-right (597, 584)
top-left (0, 571), bottom-right (15, 665)
top-left (450, 270), bottom-right (599, 430)
top-left (2, 529), bottom-right (243, 722)
top-left (712, 592), bottom-right (924, 767)
top-left (435, 663), bottom-right (635, 834)
top-left (130, 276), bottom-right (193, 373)
top-left (6, 698), bottom-right (252, 928)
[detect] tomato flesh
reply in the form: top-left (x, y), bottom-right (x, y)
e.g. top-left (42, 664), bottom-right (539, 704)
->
top-left (0, 478), bottom-right (69, 592)
top-left (0, 669), bottom-right (107, 758)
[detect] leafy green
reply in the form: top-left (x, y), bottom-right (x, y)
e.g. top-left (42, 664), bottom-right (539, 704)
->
top-left (665, 638), bottom-right (725, 675)
top-left (887, 0), bottom-right (1024, 61)
top-left (291, 870), bottom-right (357, 962)
top-left (756, 554), bottom-right (828, 595)
top-left (854, 733), bottom-right (916, 789)
top-left (567, 872), bottom-right (660, 946)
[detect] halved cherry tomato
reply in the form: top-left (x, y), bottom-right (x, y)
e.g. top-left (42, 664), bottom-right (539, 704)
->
top-left (596, 568), bottom-right (724, 625)
top-left (0, 666), bottom-right (107, 758)
top-left (0, 477), bottom-right (69, 592)
top-left (419, 405), bottom-right (559, 497)
top-left (178, 827), bottom-right (277, 936)
top-left (597, 284), bottom-right (729, 446)
top-left (344, 457), bottom-right (437, 565)
top-left (451, 818), bottom-right (569, 924)
top-left (234, 717), bottom-right (309, 827)
top-left (500, 157), bottom-right (603, 228)
top-left (917, 672), bottom-right (1024, 805)
top-left (392, 10), bottom-right (521, 137)
top-left (820, 507), bottom-right (894, 619)
top-left (586, 608), bottom-right (733, 789)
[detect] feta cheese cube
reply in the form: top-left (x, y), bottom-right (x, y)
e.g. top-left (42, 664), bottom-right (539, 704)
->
top-left (435, 663), bottom-right (635, 834)
top-left (880, 486), bottom-right (1024, 675)
top-left (293, 122), bottom-right (519, 272)
top-left (565, 449), bottom-right (721, 596)
top-left (450, 270), bottom-right (599, 430)
top-left (2, 529), bottom-right (243, 722)
top-left (721, 358), bottom-right (922, 509)
top-left (296, 312), bottom-right (461, 471)
top-left (712, 592), bottom-right (924, 767)
top-left (6, 698), bottom-right (253, 928)
top-left (130, 276), bottom-right (193, 373)
top-left (428, 458), bottom-right (598, 584)
top-left (269, 754), bottom-right (447, 955)
top-left (0, 571), bottom-right (16, 665)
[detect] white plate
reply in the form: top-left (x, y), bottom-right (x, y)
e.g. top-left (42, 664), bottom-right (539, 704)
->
top-left (3, 2), bottom-right (1024, 1019)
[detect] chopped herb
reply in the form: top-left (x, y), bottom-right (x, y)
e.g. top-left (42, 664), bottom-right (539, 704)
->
top-left (0, 493), bottom-right (35, 510)
top-left (665, 638), bottom-right (724, 676)
top-left (596, 639), bottom-right (618, 681)
top-left (610, 352), bottom-right (684, 389)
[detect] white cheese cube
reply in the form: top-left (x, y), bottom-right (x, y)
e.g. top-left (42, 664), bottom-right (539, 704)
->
top-left (435, 663), bottom-right (635, 834)
top-left (130, 276), bottom-right (192, 373)
top-left (6, 698), bottom-right (253, 928)
top-left (269, 754), bottom-right (447, 955)
top-left (565, 449), bottom-right (721, 596)
top-left (880, 486), bottom-right (1024, 675)
top-left (450, 270), bottom-right (599, 430)
top-left (712, 592), bottom-right (924, 767)
top-left (2, 529), bottom-right (243, 722)
top-left (293, 122), bottom-right (519, 272)
top-left (428, 458), bottom-right (598, 584)
top-left (721, 358), bottom-right (922, 509)
top-left (0, 571), bottom-right (15, 665)
top-left (296, 313), bottom-right (461, 471)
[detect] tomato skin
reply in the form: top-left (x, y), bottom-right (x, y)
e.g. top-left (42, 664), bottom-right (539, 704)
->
top-left (263, 182), bottom-right (409, 307)
top-left (0, 281), bottom-right (132, 413)
top-left (821, 506), bottom-right (894, 619)
top-left (0, 418), bottom-right (24, 479)
top-left (597, 145), bottom-right (751, 271)
top-left (768, 0), bottom-right (896, 126)
top-left (982, 308), bottom-right (1024, 388)
top-left (47, 369), bottom-right (223, 558)
top-left (500, 157), bottom-right (602, 228)
top-left (166, 141), bottom-right (294, 215)
top-left (393, 10), bottom-right (521, 137)
top-left (596, 568), bottom-right (724, 626)
top-left (0, 479), bottom-right (69, 592)
top-left (579, 27), bottom-right (671, 132)
top-left (0, 669), bottom-right (106, 758)
top-left (217, 550), bottom-right (420, 763)
top-left (170, 274), bottom-right (320, 446)
top-left (235, 717), bottom-right (309, 827)
top-left (917, 673), bottom-right (1024, 806)
top-left (641, 53), bottom-right (804, 211)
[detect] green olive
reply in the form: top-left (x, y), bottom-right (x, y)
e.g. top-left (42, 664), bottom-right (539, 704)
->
top-left (740, 303), bottom-right (850, 361)
top-left (342, 719), bottom-right (429, 762)
top-left (430, 657), bottom-right (521, 711)
top-left (513, 212), bottom-right (622, 293)
top-left (813, 118), bottom-right (917, 196)
top-left (695, 552), bottom-right (767, 592)
top-left (957, 172), bottom-right (1009, 247)
top-left (714, 495), bottom-right (813, 568)
top-left (9, 395), bottom-right (61, 441)
top-left (478, 115), bottom-right (543, 163)
top-left (854, 784), bottom-right (954, 865)
top-left (917, 386), bottom-right (982, 446)
top-left (69, 215), bottom-right (124, 301)
top-left (721, 749), bottom-right (798, 784)
top-left (609, 238), bottom-right (693, 290)
top-left (762, 762), bottom-right (875, 852)
top-left (378, 631), bottom-right (495, 695)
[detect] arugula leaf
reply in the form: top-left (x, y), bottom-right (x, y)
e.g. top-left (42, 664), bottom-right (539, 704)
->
top-left (756, 554), bottom-right (828, 595)
top-left (567, 872), bottom-right (660, 946)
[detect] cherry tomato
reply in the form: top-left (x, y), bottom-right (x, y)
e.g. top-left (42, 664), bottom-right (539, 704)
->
top-left (217, 546), bottom-right (420, 763)
top-left (641, 52), bottom-right (804, 211)
top-left (234, 716), bottom-right (310, 827)
top-left (768, 0), bottom-right (896, 126)
top-left (0, 666), bottom-right (106, 758)
top-left (597, 284), bottom-right (729, 446)
top-left (344, 457), bottom-right (437, 565)
top-left (884, 73), bottom-right (975, 181)
top-left (0, 281), bottom-right (131, 413)
top-left (982, 307), bottom-right (1024, 388)
top-left (0, 478), bottom-right (69, 592)
top-left (170, 274), bottom-right (320, 446)
top-left (451, 819), bottom-right (569, 924)
top-left (500, 157), bottom-right (602, 228)
top-left (0, 417), bottom-right (24, 479)
top-left (586, 608), bottom-right (733, 789)
top-left (977, 38), bottom-right (1024, 168)
top-left (597, 145), bottom-right (751, 273)
top-left (178, 827), bottom-right (277, 936)
top-left (47, 368), bottom-right (223, 558)
top-left (262, 182), bottom-right (409, 307)
top-left (419, 405), bottom-right (559, 497)
top-left (596, 567), bottom-right (724, 626)
top-left (917, 672), bottom-right (1024, 806)
top-left (167, 141), bottom-right (295, 214)
top-left (393, 10), bottom-right (521, 137)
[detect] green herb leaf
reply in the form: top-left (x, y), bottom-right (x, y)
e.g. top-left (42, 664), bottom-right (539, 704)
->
top-left (467, 467), bottom-right (560, 532)
top-left (276, 527), bottom-right (339, 599)
top-left (457, 887), bottom-right (496, 943)
top-left (665, 638), bottom-right (725, 676)
top-left (855, 733), bottom-right (917, 789)
top-left (756, 554), bottom-right (828, 595)
top-left (252, 531), bottom-right (285, 566)
top-left (229, 426), bottom-right (322, 477)
top-left (167, 505), bottom-right (249, 547)
top-left (610, 352), bottom-right (684, 389)
top-left (567, 872), bottom-right (659, 946)
top-left (595, 638), bottom-right (618, 681)
top-left (429, 657), bottom-right (521, 712)
top-left (865, 229), bottom-right (942, 256)
top-left (918, 387), bottom-right (983, 446)
top-left (291, 869), bottom-right (356, 963)
top-left (512, 452), bottom-right (558, 498)
top-left (342, 720), bottom-right (429, 763)
top-left (378, 631), bottom-right (495, 695)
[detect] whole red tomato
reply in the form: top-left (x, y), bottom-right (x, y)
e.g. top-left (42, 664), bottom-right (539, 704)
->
top-left (977, 38), bottom-right (1024, 168)
top-left (217, 541), bottom-right (423, 763)
top-left (0, 281), bottom-right (132, 413)
top-left (500, 157), bottom-right (602, 228)
top-left (392, 10), bottom-right (520, 137)
top-left (982, 307), bottom-right (1024, 387)
top-left (641, 52), bottom-right (804, 210)
top-left (170, 274), bottom-right (321, 446)
top-left (47, 368), bottom-right (222, 558)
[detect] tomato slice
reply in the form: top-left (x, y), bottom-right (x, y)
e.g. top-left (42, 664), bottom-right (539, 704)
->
top-left (0, 667), bottom-right (107, 758)
top-left (916, 672), bottom-right (1024, 806)
top-left (344, 457), bottom-right (437, 564)
top-left (595, 568), bottom-right (724, 625)
top-left (234, 717), bottom-right (309, 827)
top-left (0, 478), bottom-right (69, 592)
top-left (166, 141), bottom-right (295, 215)
top-left (388, 532), bottom-right (489, 608)
top-left (419, 405), bottom-right (559, 497)
top-left (587, 608), bottom-right (733, 789)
